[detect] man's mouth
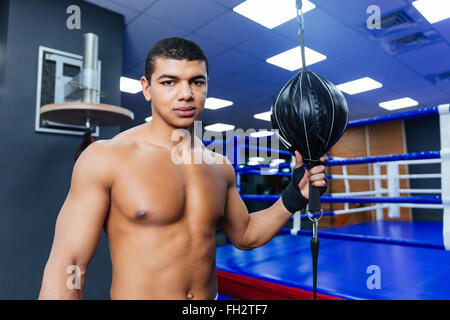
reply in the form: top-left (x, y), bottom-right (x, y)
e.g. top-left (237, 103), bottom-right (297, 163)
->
top-left (174, 106), bottom-right (196, 117)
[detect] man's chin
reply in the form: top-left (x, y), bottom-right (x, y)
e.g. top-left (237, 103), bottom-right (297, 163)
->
top-left (171, 116), bottom-right (199, 129)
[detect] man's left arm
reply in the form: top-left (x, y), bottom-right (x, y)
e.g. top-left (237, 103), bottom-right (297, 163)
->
top-left (218, 152), bottom-right (327, 251)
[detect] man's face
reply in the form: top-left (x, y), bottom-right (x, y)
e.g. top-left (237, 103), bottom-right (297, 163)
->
top-left (141, 57), bottom-right (208, 129)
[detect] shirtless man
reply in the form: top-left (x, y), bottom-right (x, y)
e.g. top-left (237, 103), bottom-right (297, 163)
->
top-left (38, 37), bottom-right (327, 300)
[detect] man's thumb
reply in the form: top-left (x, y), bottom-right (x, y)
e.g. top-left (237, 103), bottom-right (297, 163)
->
top-left (294, 150), bottom-right (304, 169)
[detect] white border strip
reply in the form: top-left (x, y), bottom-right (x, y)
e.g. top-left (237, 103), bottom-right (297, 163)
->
top-left (439, 104), bottom-right (450, 249)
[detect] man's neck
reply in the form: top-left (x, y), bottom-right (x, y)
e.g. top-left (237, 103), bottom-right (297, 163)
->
top-left (145, 118), bottom-right (198, 151)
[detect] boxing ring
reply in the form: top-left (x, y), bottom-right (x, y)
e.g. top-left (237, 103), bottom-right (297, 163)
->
top-left (214, 104), bottom-right (450, 300)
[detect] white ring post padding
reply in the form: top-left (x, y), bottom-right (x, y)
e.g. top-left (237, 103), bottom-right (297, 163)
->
top-left (291, 211), bottom-right (301, 235)
top-left (342, 165), bottom-right (349, 210)
top-left (439, 104), bottom-right (450, 250)
top-left (387, 163), bottom-right (400, 218)
top-left (374, 163), bottom-right (383, 220)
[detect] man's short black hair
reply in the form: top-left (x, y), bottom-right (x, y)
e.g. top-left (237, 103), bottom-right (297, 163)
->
top-left (144, 37), bottom-right (209, 83)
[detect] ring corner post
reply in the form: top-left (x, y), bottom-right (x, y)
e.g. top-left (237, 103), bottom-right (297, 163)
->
top-left (438, 104), bottom-right (450, 250)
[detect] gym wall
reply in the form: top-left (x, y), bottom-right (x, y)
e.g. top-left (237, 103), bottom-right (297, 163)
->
top-left (326, 114), bottom-right (442, 227)
top-left (404, 115), bottom-right (442, 222)
top-left (0, 0), bottom-right (123, 299)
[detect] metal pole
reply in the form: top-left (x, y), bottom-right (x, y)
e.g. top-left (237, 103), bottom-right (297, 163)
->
top-left (82, 33), bottom-right (99, 104)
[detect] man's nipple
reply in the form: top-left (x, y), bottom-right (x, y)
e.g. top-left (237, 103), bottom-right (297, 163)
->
top-left (136, 210), bottom-right (148, 220)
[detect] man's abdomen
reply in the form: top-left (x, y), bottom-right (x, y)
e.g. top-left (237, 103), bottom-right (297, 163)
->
top-left (107, 223), bottom-right (218, 300)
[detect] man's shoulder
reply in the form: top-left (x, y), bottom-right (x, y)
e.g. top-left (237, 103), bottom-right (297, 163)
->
top-left (207, 151), bottom-right (231, 165)
top-left (83, 136), bottom-right (136, 158)
top-left (205, 150), bottom-right (235, 182)
top-left (75, 136), bottom-right (137, 174)
top-left (71, 137), bottom-right (137, 188)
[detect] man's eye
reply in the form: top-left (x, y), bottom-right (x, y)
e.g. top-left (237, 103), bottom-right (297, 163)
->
top-left (193, 80), bottom-right (205, 86)
top-left (163, 80), bottom-right (174, 86)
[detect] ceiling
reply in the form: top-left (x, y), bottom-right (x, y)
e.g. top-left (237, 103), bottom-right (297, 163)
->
top-left (83, 0), bottom-right (450, 131)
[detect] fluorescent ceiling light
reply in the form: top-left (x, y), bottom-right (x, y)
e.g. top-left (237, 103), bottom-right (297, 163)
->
top-left (266, 46), bottom-right (327, 71)
top-left (233, 0), bottom-right (316, 29)
top-left (247, 161), bottom-right (261, 166)
top-left (145, 116), bottom-right (152, 122)
top-left (253, 111), bottom-right (272, 121)
top-left (379, 97), bottom-right (419, 111)
top-left (120, 76), bottom-right (142, 94)
top-left (250, 130), bottom-right (274, 138)
top-left (204, 123), bottom-right (235, 132)
top-left (336, 77), bottom-right (383, 95)
top-left (204, 97), bottom-right (233, 110)
top-left (412, 0), bottom-right (450, 24)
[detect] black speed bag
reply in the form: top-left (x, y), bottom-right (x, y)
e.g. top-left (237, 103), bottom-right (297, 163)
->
top-left (271, 69), bottom-right (349, 169)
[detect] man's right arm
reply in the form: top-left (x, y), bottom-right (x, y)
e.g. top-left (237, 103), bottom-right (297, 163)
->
top-left (38, 141), bottom-right (113, 300)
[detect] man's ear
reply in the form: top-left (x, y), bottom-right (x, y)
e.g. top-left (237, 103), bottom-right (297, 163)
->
top-left (141, 76), bottom-right (151, 102)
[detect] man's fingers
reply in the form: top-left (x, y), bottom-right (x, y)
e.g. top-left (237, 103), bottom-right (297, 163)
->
top-left (312, 180), bottom-right (327, 187)
top-left (320, 155), bottom-right (328, 163)
top-left (309, 165), bottom-right (325, 175)
top-left (310, 173), bottom-right (326, 182)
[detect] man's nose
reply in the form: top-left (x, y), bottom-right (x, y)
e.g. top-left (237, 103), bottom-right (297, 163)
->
top-left (178, 81), bottom-right (193, 100)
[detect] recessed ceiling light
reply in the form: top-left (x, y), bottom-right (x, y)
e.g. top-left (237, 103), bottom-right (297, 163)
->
top-left (336, 77), bottom-right (383, 95)
top-left (249, 130), bottom-right (274, 138)
top-left (266, 46), bottom-right (327, 71)
top-left (233, 0), bottom-right (316, 29)
top-left (379, 97), bottom-right (419, 110)
top-left (145, 116), bottom-right (152, 122)
top-left (204, 123), bottom-right (235, 132)
top-left (253, 111), bottom-right (272, 121)
top-left (204, 97), bottom-right (233, 110)
top-left (412, 0), bottom-right (450, 24)
top-left (120, 76), bottom-right (142, 94)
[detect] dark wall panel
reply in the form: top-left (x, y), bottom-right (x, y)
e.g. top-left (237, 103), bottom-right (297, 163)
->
top-left (404, 115), bottom-right (442, 222)
top-left (0, 0), bottom-right (9, 105)
top-left (0, 0), bottom-right (124, 299)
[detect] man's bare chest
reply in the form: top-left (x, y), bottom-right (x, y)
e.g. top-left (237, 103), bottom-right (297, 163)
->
top-left (109, 152), bottom-right (228, 226)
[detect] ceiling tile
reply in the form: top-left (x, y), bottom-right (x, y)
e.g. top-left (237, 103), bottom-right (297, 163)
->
top-left (396, 42), bottom-right (450, 76)
top-left (145, 0), bottom-right (226, 32)
top-left (209, 73), bottom-right (256, 94)
top-left (83, 0), bottom-right (140, 24)
top-left (184, 33), bottom-right (229, 59)
top-left (235, 30), bottom-right (298, 60)
top-left (208, 49), bottom-right (256, 75)
top-left (195, 10), bottom-right (267, 47)
top-left (237, 60), bottom-right (292, 86)
top-left (123, 14), bottom-right (190, 70)
top-left (209, 0), bottom-right (245, 9)
top-left (116, 0), bottom-right (158, 12)
top-left (432, 18), bottom-right (450, 44)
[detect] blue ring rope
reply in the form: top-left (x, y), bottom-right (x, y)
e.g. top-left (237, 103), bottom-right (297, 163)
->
top-left (326, 150), bottom-right (440, 166)
top-left (240, 194), bottom-right (442, 204)
top-left (347, 106), bottom-right (439, 128)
